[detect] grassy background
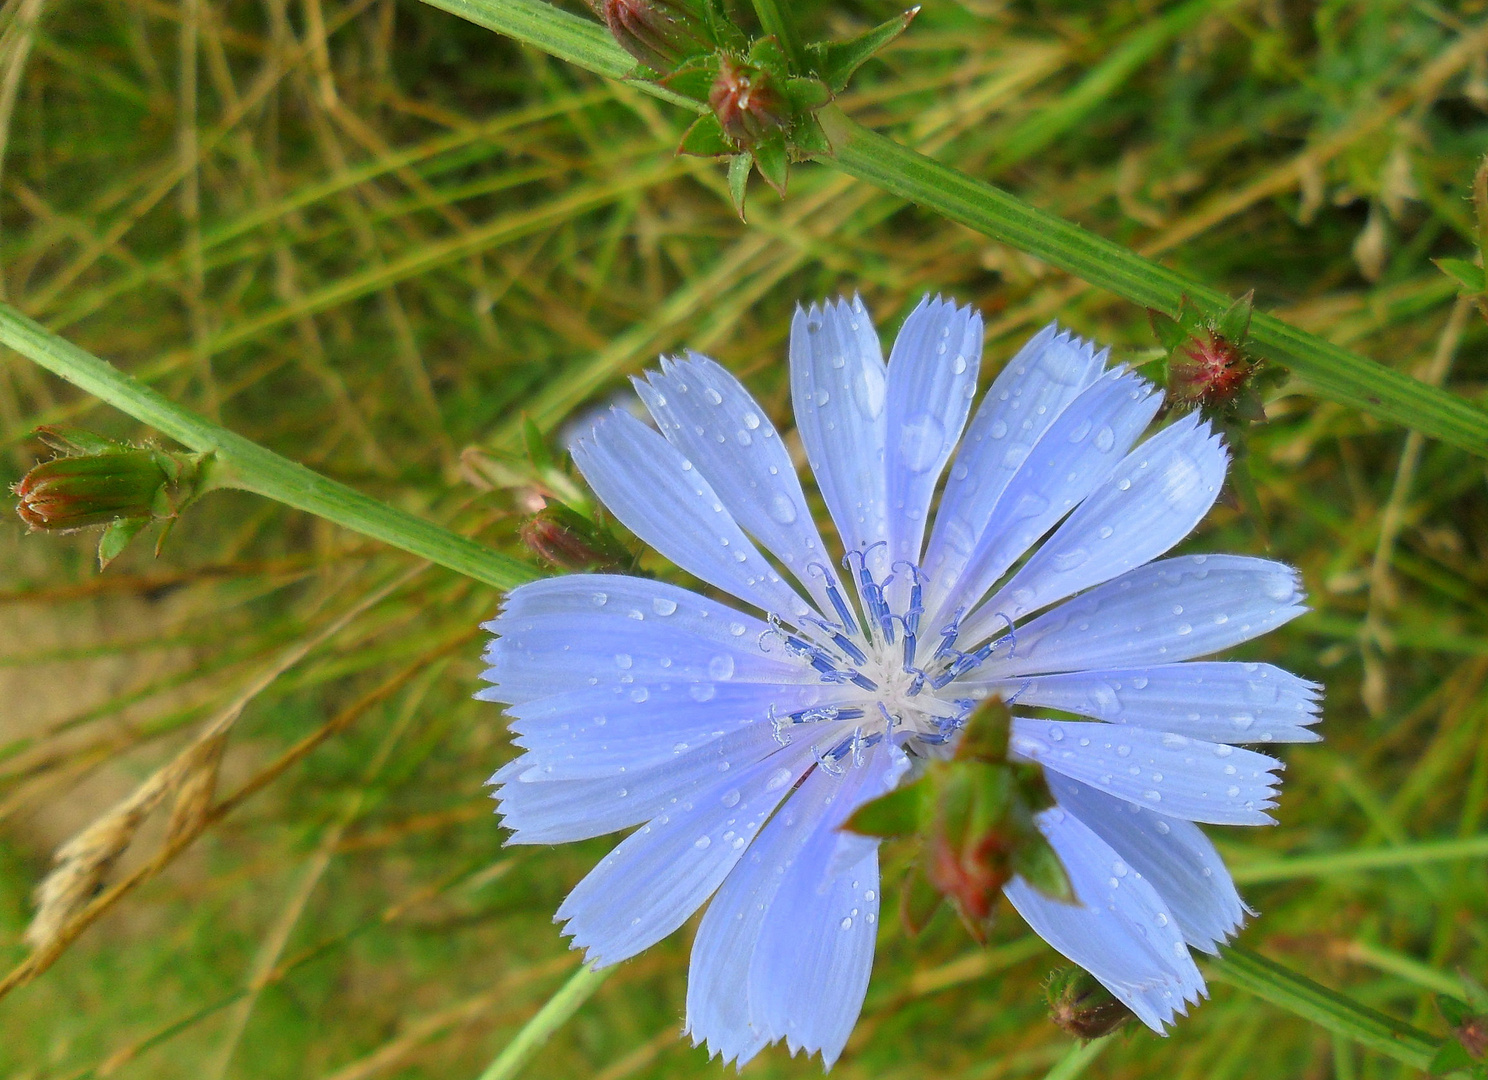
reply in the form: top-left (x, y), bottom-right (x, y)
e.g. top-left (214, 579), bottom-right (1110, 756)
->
top-left (0, 0), bottom-right (1486, 1077)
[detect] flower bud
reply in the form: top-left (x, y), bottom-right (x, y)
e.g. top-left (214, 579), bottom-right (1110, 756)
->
top-left (1168, 329), bottom-right (1255, 409)
top-left (1046, 967), bottom-right (1137, 1040)
top-left (14, 450), bottom-right (174, 532)
top-left (601, 0), bottom-right (711, 72)
top-left (709, 57), bottom-right (787, 146)
top-left (519, 503), bottom-right (632, 572)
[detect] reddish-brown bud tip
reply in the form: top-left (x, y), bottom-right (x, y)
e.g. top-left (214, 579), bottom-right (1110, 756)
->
top-left (924, 828), bottom-right (1012, 933)
top-left (1169, 331), bottom-right (1253, 408)
top-left (518, 504), bottom-right (631, 572)
top-left (709, 57), bottom-right (787, 146)
top-left (602, 0), bottom-right (709, 71)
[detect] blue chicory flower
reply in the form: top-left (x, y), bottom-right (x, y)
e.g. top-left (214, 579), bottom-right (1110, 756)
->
top-left (479, 296), bottom-right (1320, 1068)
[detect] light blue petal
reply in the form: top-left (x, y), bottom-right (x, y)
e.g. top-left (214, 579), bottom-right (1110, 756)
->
top-left (922, 324), bottom-right (1111, 619)
top-left (883, 296), bottom-right (982, 588)
top-left (790, 297), bottom-right (889, 578)
top-left (983, 555), bottom-right (1307, 677)
top-left (971, 662), bottom-right (1321, 744)
top-left (507, 681), bottom-right (854, 779)
top-left (1003, 804), bottom-right (1204, 1033)
top-left (570, 410), bottom-right (812, 621)
top-left (963, 412), bottom-right (1226, 643)
top-left (1009, 717), bottom-right (1283, 825)
top-left (686, 743), bottom-right (905, 1069)
top-left (636, 353), bottom-right (850, 616)
top-left (748, 742), bottom-right (906, 1068)
top-left (922, 325), bottom-right (1113, 618)
top-left (480, 575), bottom-right (811, 705)
top-left (1048, 773), bottom-right (1248, 955)
top-left (923, 369), bottom-right (1161, 632)
top-left (555, 733), bottom-right (825, 966)
top-left (494, 722), bottom-right (785, 844)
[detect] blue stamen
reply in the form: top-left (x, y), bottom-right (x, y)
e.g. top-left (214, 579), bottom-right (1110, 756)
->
top-left (850, 672), bottom-right (880, 692)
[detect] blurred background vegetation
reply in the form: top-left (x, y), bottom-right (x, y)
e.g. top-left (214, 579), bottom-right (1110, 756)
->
top-left (0, 0), bottom-right (1486, 1076)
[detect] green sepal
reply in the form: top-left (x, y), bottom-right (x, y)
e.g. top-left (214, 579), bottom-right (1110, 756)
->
top-left (899, 865), bottom-right (944, 937)
top-left (747, 34), bottom-right (788, 72)
top-left (1435, 257), bottom-right (1487, 296)
top-left (1430, 1038), bottom-right (1476, 1075)
top-left (782, 75), bottom-right (832, 113)
top-left (844, 780), bottom-right (924, 838)
top-left (727, 152), bottom-right (752, 219)
top-left (1441, 995), bottom-right (1474, 1028)
top-left (1224, 447), bottom-right (1271, 547)
top-left (954, 696), bottom-right (1011, 764)
top-left (1147, 308), bottom-right (1189, 353)
top-left (678, 113), bottom-right (732, 158)
top-left (1216, 289), bottom-right (1255, 344)
top-left (522, 415), bottom-right (555, 472)
top-left (752, 133), bottom-right (789, 195)
top-left (97, 516), bottom-right (149, 569)
top-left (809, 7), bottom-right (919, 93)
top-left (1011, 830), bottom-right (1073, 903)
top-left (35, 425), bottom-right (127, 456)
top-left (660, 53), bottom-right (720, 102)
top-left (1460, 971), bottom-right (1488, 1014)
top-left (792, 114), bottom-right (832, 156)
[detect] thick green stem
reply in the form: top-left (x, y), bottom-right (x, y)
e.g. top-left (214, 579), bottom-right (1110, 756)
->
top-left (416, 0), bottom-right (1488, 457)
top-left (476, 964), bottom-right (612, 1080)
top-left (0, 303), bottom-right (540, 591)
top-left (1206, 946), bottom-right (1440, 1071)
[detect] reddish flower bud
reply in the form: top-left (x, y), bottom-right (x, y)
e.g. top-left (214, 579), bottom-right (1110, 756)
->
top-left (519, 503), bottom-right (632, 572)
top-left (1169, 329), bottom-right (1254, 408)
top-left (1046, 967), bottom-right (1137, 1040)
top-left (14, 450), bottom-right (172, 532)
top-left (601, 0), bottom-right (710, 72)
top-left (709, 57), bottom-right (787, 145)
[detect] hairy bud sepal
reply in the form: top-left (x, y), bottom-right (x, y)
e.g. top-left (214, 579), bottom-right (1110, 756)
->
top-left (1433, 972), bottom-right (1488, 1075)
top-left (1046, 967), bottom-right (1137, 1040)
top-left (13, 427), bottom-right (216, 568)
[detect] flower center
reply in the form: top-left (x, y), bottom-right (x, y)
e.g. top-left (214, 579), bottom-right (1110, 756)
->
top-left (762, 546), bottom-right (1015, 770)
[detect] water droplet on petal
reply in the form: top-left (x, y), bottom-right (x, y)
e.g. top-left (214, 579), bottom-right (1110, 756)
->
top-left (952, 354), bottom-right (967, 374)
top-left (592, 592), bottom-right (608, 606)
top-left (742, 411), bottom-right (761, 430)
top-left (652, 597), bottom-right (678, 616)
top-left (897, 414), bottom-right (947, 472)
top-left (989, 420), bottom-right (1008, 439)
top-left (766, 767), bottom-right (792, 791)
top-left (708, 655), bottom-right (735, 680)
top-left (1094, 425), bottom-right (1115, 452)
top-left (769, 494), bottom-right (797, 524)
top-left (721, 789), bottom-right (741, 808)
top-left (689, 683), bottom-right (716, 702)
top-left (840, 916), bottom-right (853, 930)
top-left (615, 653), bottom-right (633, 669)
top-left (629, 687), bottom-right (649, 702)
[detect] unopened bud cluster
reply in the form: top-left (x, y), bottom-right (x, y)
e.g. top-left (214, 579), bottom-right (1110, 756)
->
top-left (1045, 967), bottom-right (1137, 1040)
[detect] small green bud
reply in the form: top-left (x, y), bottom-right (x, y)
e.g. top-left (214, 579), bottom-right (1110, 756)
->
top-left (1046, 967), bottom-right (1136, 1040)
top-left (14, 450), bottom-right (170, 532)
top-left (598, 0), bottom-right (712, 72)
top-left (709, 57), bottom-right (787, 146)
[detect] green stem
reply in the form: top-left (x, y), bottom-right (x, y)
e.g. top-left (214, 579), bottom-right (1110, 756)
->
top-left (1041, 1035), bottom-right (1112, 1080)
top-left (476, 964), bottom-right (612, 1080)
top-left (1205, 946), bottom-right (1440, 1071)
top-left (0, 303), bottom-right (540, 591)
top-left (749, 0), bottom-right (806, 70)
top-left (818, 108), bottom-right (1488, 455)
top-left (1229, 833), bottom-right (1488, 883)
top-left (415, 0), bottom-right (1488, 457)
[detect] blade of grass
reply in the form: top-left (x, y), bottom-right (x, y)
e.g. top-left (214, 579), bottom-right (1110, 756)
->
top-left (0, 302), bottom-right (540, 590)
top-left (1228, 833), bottom-right (1488, 883)
top-left (474, 963), bottom-right (613, 1080)
top-left (1204, 946), bottom-right (1439, 1071)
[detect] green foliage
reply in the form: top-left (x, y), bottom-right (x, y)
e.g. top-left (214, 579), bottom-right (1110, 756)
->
top-left (1, 1), bottom-right (1487, 1079)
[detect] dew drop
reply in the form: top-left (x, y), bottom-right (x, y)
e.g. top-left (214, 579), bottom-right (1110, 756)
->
top-left (1144, 790), bottom-right (1161, 802)
top-left (652, 597), bottom-right (678, 616)
top-left (1094, 425), bottom-right (1115, 452)
top-left (708, 655), bottom-right (735, 680)
top-left (1117, 477), bottom-right (1132, 491)
top-left (952, 354), bottom-right (967, 374)
top-left (768, 494), bottom-right (798, 524)
top-left (1156, 912), bottom-right (1169, 927)
top-left (1051, 547), bottom-right (1089, 572)
top-left (1154, 819), bottom-right (1170, 834)
top-left (1230, 713), bottom-right (1254, 731)
top-left (615, 653), bottom-right (633, 669)
top-left (736, 430), bottom-right (753, 446)
top-left (743, 411), bottom-right (761, 430)
top-left (721, 788), bottom-right (741, 808)
top-left (592, 592), bottom-right (608, 606)
top-left (1116, 744), bottom-right (1131, 757)
top-left (629, 687), bottom-right (649, 703)
top-left (766, 767), bottom-right (792, 791)
top-left (1049, 726), bottom-right (1064, 742)
top-left (1226, 785), bottom-right (1241, 797)
top-left (989, 419), bottom-right (1008, 439)
top-left (1131, 676), bottom-right (1149, 689)
top-left (840, 916), bottom-right (853, 930)
top-left (1068, 419), bottom-right (1092, 443)
top-left (694, 835), bottom-right (712, 849)
top-left (897, 414), bottom-right (947, 472)
top-left (704, 387), bottom-right (723, 405)
top-left (815, 388), bottom-right (830, 406)
top-left (689, 683), bottom-right (717, 702)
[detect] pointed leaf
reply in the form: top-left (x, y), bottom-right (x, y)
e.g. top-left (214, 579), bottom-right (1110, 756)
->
top-left (752, 133), bottom-right (789, 196)
top-left (1148, 308), bottom-right (1189, 352)
top-left (1011, 831), bottom-right (1073, 903)
top-left (677, 113), bottom-right (732, 157)
top-left (782, 75), bottom-right (832, 113)
top-left (746, 34), bottom-right (788, 72)
top-left (660, 52), bottom-right (719, 101)
top-left (98, 517), bottom-right (148, 569)
top-left (1432, 1038), bottom-right (1476, 1074)
top-left (810, 7), bottom-right (919, 93)
top-left (727, 152), bottom-right (751, 219)
top-left (844, 779), bottom-right (924, 838)
top-left (900, 864), bottom-right (944, 937)
top-left (1435, 257), bottom-right (1486, 295)
top-left (522, 415), bottom-right (555, 471)
top-left (792, 114), bottom-right (832, 156)
top-left (1217, 289), bottom-right (1255, 343)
